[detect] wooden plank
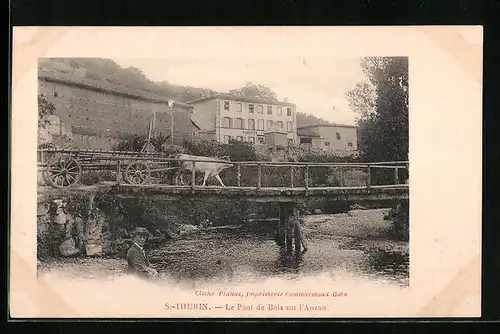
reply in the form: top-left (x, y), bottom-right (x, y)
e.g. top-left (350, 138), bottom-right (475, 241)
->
top-left (257, 164), bottom-right (262, 191)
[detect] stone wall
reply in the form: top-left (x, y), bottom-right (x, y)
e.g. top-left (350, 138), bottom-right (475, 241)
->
top-left (38, 78), bottom-right (194, 148)
top-left (36, 195), bottom-right (130, 259)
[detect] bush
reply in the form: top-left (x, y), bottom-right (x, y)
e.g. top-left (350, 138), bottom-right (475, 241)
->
top-left (387, 200), bottom-right (409, 241)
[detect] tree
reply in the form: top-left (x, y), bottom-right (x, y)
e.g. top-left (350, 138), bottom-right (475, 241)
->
top-left (346, 57), bottom-right (408, 164)
top-left (38, 95), bottom-right (56, 128)
top-left (229, 82), bottom-right (279, 101)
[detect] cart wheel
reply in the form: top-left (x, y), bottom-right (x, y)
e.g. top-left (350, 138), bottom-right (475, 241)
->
top-left (45, 154), bottom-right (82, 188)
top-left (124, 161), bottom-right (151, 185)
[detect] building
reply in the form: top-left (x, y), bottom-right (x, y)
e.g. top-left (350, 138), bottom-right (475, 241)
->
top-left (38, 71), bottom-right (195, 149)
top-left (187, 93), bottom-right (298, 146)
top-left (297, 124), bottom-right (358, 153)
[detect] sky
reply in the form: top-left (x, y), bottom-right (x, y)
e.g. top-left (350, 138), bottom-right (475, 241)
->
top-left (112, 57), bottom-right (368, 125)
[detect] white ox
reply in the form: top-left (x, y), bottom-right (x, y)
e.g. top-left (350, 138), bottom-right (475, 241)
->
top-left (174, 154), bottom-right (233, 187)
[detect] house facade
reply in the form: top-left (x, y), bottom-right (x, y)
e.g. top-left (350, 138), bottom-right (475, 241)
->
top-left (297, 124), bottom-right (358, 153)
top-left (38, 72), bottom-right (194, 149)
top-left (187, 94), bottom-right (298, 146)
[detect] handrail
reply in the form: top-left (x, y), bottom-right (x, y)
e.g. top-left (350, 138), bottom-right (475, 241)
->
top-left (37, 149), bottom-right (408, 166)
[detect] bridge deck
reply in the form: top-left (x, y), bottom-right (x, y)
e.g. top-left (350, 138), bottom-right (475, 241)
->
top-left (38, 183), bottom-right (408, 203)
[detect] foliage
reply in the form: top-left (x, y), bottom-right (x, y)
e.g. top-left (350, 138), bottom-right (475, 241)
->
top-left (229, 81), bottom-right (279, 101)
top-left (38, 95), bottom-right (56, 128)
top-left (386, 200), bottom-right (409, 241)
top-left (39, 58), bottom-right (218, 103)
top-left (296, 112), bottom-right (334, 127)
top-left (182, 138), bottom-right (258, 161)
top-left (346, 57), bottom-right (409, 185)
top-left (346, 57), bottom-right (408, 162)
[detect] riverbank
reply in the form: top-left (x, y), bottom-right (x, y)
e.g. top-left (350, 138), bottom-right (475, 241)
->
top-left (38, 208), bottom-right (408, 284)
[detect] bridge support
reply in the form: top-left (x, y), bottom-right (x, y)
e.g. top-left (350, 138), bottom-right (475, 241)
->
top-left (277, 203), bottom-right (306, 253)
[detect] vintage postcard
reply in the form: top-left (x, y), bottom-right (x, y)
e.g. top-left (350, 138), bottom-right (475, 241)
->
top-left (10, 26), bottom-right (482, 318)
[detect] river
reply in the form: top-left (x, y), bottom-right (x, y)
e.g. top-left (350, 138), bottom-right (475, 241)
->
top-left (148, 208), bottom-right (409, 287)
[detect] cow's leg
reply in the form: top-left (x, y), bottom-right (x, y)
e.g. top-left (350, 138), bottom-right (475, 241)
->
top-left (174, 169), bottom-right (181, 185)
top-left (202, 171), bottom-right (210, 186)
top-left (214, 174), bottom-right (226, 187)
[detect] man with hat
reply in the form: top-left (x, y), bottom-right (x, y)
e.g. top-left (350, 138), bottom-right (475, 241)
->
top-left (126, 227), bottom-right (159, 279)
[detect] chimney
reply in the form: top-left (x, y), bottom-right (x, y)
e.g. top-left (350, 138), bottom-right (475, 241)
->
top-left (283, 97), bottom-right (288, 103)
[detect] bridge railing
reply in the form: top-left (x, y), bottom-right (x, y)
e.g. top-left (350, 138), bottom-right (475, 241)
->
top-left (105, 157), bottom-right (408, 190)
top-left (38, 148), bottom-right (408, 190)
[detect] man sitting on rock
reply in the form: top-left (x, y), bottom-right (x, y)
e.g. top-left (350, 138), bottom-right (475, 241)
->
top-left (126, 227), bottom-right (159, 279)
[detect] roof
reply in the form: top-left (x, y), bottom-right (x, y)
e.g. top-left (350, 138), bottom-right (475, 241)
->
top-left (191, 119), bottom-right (203, 130)
top-left (186, 93), bottom-right (296, 107)
top-left (38, 71), bottom-right (193, 109)
top-left (297, 131), bottom-right (321, 138)
top-left (297, 123), bottom-right (358, 130)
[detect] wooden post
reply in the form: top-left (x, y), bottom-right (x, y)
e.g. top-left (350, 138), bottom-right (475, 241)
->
top-left (237, 164), bottom-right (241, 187)
top-left (191, 161), bottom-right (196, 190)
top-left (394, 167), bottom-right (399, 185)
top-left (257, 164), bottom-right (262, 191)
top-left (290, 166), bottom-right (294, 188)
top-left (276, 204), bottom-right (286, 248)
top-left (406, 163), bottom-right (409, 184)
top-left (292, 206), bottom-right (301, 252)
top-left (286, 213), bottom-right (294, 252)
top-left (338, 166), bottom-right (344, 187)
top-left (366, 164), bottom-right (371, 190)
top-left (116, 160), bottom-right (121, 184)
top-left (304, 165), bottom-right (309, 190)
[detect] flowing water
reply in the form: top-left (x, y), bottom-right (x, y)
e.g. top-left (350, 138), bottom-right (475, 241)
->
top-left (148, 210), bottom-right (409, 287)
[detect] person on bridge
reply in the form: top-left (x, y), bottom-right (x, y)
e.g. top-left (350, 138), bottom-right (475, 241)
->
top-left (126, 227), bottom-right (159, 279)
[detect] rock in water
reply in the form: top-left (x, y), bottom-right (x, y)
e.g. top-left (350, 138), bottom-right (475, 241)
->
top-left (59, 238), bottom-right (79, 257)
top-left (313, 209), bottom-right (323, 214)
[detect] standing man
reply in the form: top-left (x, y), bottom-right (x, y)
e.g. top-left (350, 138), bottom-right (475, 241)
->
top-left (127, 227), bottom-right (159, 279)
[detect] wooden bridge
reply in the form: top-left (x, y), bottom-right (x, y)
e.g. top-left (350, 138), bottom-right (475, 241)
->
top-left (37, 149), bottom-right (409, 253)
top-left (37, 149), bottom-right (409, 203)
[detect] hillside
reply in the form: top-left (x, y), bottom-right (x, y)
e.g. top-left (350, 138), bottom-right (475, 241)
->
top-left (38, 58), bottom-right (333, 127)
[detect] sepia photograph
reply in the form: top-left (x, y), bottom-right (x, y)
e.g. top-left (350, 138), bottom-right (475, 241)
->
top-left (35, 55), bottom-right (409, 287)
top-left (11, 27), bottom-right (481, 318)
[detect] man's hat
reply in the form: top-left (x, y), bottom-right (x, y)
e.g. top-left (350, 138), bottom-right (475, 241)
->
top-left (132, 227), bottom-right (152, 237)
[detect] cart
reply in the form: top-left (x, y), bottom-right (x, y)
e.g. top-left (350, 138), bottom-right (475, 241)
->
top-left (38, 148), bottom-right (180, 188)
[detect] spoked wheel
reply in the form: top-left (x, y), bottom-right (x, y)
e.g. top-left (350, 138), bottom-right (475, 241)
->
top-left (45, 154), bottom-right (82, 188)
top-left (124, 161), bottom-right (151, 185)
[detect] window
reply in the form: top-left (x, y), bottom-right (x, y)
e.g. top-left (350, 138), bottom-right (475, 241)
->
top-left (277, 107), bottom-right (283, 116)
top-left (266, 120), bottom-right (273, 130)
top-left (277, 121), bottom-right (284, 129)
top-left (236, 136), bottom-right (243, 141)
top-left (324, 141), bottom-right (330, 146)
top-left (248, 137), bottom-right (255, 144)
top-left (267, 106), bottom-right (272, 115)
top-left (249, 104), bottom-right (254, 113)
top-left (336, 132), bottom-right (341, 140)
top-left (286, 121), bottom-right (293, 132)
top-left (224, 101), bottom-right (230, 110)
top-left (223, 135), bottom-right (231, 143)
top-left (257, 105), bottom-right (263, 114)
top-left (257, 119), bottom-right (264, 130)
top-left (347, 142), bottom-right (353, 147)
top-left (287, 108), bottom-right (292, 116)
top-left (300, 137), bottom-right (312, 144)
top-left (248, 119), bottom-right (255, 130)
top-left (222, 117), bottom-right (231, 128)
top-left (235, 118), bottom-right (243, 129)
top-left (236, 103), bottom-right (242, 112)
top-left (257, 136), bottom-right (265, 144)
